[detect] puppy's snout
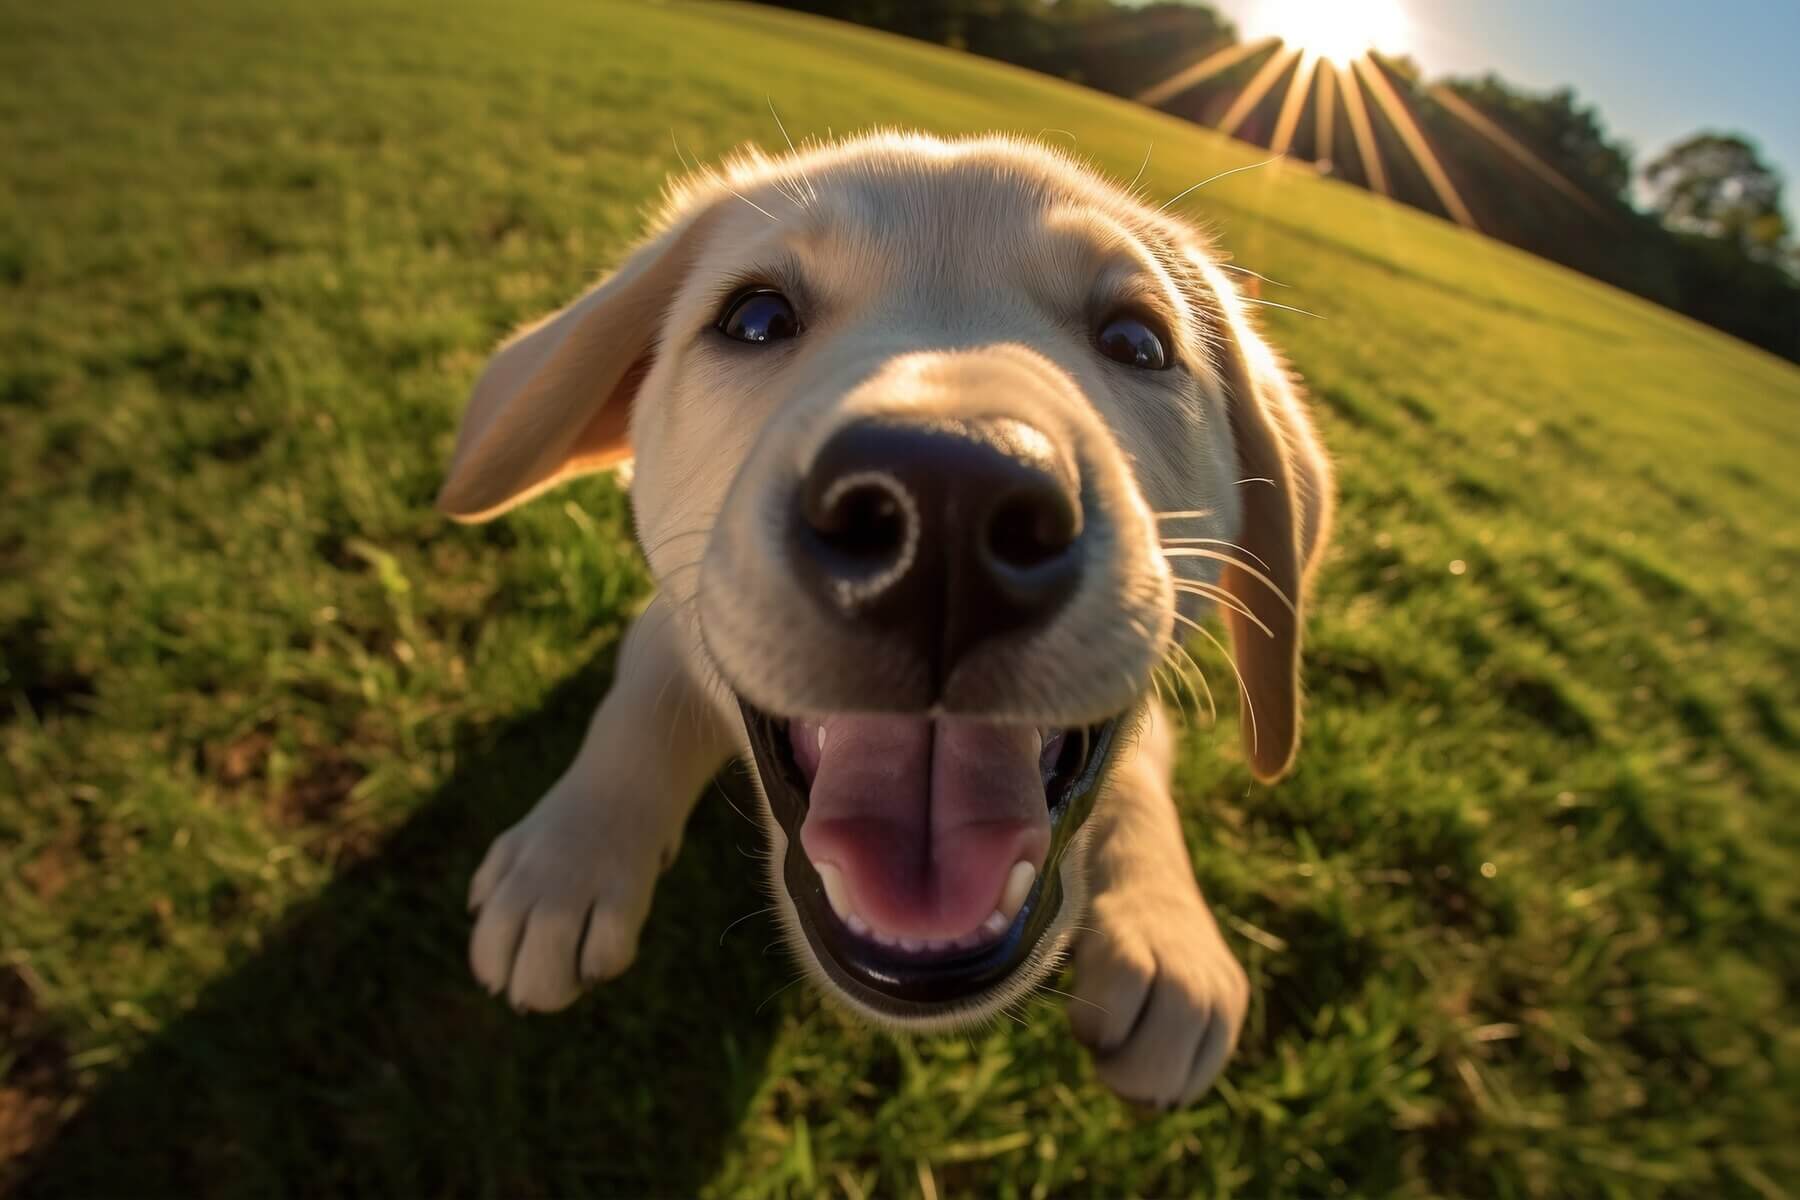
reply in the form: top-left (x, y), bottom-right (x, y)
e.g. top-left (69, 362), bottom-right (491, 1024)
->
top-left (794, 418), bottom-right (1082, 689)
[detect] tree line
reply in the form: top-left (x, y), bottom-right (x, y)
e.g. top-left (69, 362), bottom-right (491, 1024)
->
top-left (754, 0), bottom-right (1799, 363)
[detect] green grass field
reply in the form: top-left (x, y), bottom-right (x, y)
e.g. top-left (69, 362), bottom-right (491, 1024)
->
top-left (3, 0), bottom-right (1798, 1195)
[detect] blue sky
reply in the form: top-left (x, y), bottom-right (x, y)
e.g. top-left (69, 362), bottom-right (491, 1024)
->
top-left (1209, 0), bottom-right (1800, 219)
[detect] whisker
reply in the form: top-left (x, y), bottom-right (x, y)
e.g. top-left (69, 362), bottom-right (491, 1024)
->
top-left (1172, 580), bottom-right (1273, 638)
top-left (1036, 982), bottom-right (1109, 1017)
top-left (1161, 662), bottom-right (1201, 724)
top-left (768, 95), bottom-right (799, 157)
top-left (1245, 296), bottom-right (1325, 321)
top-left (1162, 549), bottom-right (1294, 614)
top-left (1154, 508), bottom-right (1218, 521)
top-left (1190, 621), bottom-right (1258, 756)
top-left (1153, 661), bottom-right (1193, 723)
top-left (726, 185), bottom-right (779, 223)
top-left (1164, 630), bottom-right (1218, 724)
top-left (714, 779), bottom-right (759, 830)
top-left (755, 976), bottom-right (803, 1015)
top-left (1157, 658), bottom-right (1198, 723)
top-left (670, 128), bottom-right (696, 174)
top-left (1126, 141), bottom-right (1153, 192)
top-left (1148, 664), bottom-right (1173, 715)
top-left (1160, 536), bottom-right (1273, 572)
top-left (768, 177), bottom-right (807, 211)
top-left (719, 905), bottom-right (774, 947)
top-left (763, 98), bottom-right (818, 209)
top-left (1220, 262), bottom-right (1290, 289)
top-left (1160, 154), bottom-right (1283, 212)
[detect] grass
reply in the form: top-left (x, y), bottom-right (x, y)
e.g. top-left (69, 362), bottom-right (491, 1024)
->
top-left (2, 0), bottom-right (1797, 1195)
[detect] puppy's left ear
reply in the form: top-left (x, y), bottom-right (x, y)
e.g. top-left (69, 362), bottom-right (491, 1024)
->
top-left (436, 206), bottom-right (720, 523)
top-left (1198, 263), bottom-right (1334, 781)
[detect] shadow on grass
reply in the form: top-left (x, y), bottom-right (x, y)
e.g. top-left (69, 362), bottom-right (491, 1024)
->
top-left (19, 656), bottom-right (784, 1198)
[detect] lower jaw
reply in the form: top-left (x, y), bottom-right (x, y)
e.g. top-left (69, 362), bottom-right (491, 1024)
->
top-left (737, 700), bottom-right (1126, 1020)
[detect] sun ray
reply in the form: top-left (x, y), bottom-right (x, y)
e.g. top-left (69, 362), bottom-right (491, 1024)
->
top-left (1334, 59), bottom-right (1388, 195)
top-left (1313, 58), bottom-right (1336, 165)
top-left (1136, 5), bottom-right (1506, 236)
top-left (1353, 55), bottom-right (1476, 227)
top-left (1218, 45), bottom-right (1301, 139)
top-left (1137, 36), bottom-right (1280, 108)
top-left (1270, 50), bottom-right (1320, 158)
top-left (1427, 84), bottom-right (1612, 219)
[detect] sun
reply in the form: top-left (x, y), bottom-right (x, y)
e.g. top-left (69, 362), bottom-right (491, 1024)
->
top-left (1250, 0), bottom-right (1409, 62)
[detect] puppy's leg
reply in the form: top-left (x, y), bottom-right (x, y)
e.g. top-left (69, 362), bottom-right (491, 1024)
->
top-left (1069, 699), bottom-right (1249, 1107)
top-left (467, 595), bottom-right (735, 1011)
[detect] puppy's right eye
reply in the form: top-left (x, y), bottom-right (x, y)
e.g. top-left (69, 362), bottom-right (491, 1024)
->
top-left (718, 289), bottom-right (800, 344)
top-left (1095, 313), bottom-right (1170, 370)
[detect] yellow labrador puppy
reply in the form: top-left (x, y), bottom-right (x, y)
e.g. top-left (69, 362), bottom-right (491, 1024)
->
top-left (438, 133), bottom-right (1332, 1107)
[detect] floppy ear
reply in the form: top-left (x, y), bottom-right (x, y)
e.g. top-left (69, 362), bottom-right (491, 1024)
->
top-left (1207, 277), bottom-right (1334, 782)
top-left (436, 209), bottom-right (718, 522)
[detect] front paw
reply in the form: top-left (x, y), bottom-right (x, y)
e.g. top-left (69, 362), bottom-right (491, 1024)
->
top-left (1068, 890), bottom-right (1249, 1108)
top-left (466, 788), bottom-right (659, 1013)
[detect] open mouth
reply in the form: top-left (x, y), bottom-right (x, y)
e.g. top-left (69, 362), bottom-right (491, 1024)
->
top-left (739, 700), bottom-right (1123, 1019)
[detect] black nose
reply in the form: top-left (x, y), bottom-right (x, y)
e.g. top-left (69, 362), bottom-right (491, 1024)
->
top-left (793, 419), bottom-right (1083, 690)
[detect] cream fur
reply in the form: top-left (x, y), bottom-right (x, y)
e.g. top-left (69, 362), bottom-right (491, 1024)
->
top-left (443, 132), bottom-right (1332, 1106)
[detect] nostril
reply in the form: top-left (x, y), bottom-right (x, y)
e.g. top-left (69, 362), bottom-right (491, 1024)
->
top-left (986, 489), bottom-right (1078, 571)
top-left (810, 478), bottom-right (909, 565)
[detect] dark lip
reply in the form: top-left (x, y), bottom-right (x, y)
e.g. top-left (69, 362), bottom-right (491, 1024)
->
top-left (737, 700), bottom-right (1124, 1020)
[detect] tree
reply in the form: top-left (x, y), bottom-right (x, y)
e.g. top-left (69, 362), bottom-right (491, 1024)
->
top-left (1436, 75), bottom-right (1633, 203)
top-left (1644, 133), bottom-right (1791, 262)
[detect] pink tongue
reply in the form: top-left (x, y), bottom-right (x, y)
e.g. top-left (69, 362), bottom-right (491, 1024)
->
top-left (795, 716), bottom-right (1050, 940)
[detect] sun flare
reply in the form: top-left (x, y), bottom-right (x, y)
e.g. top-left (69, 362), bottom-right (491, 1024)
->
top-left (1251, 0), bottom-right (1409, 63)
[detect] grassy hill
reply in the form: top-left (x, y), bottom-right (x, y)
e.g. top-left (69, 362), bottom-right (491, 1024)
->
top-left (3, 0), bottom-right (1796, 1195)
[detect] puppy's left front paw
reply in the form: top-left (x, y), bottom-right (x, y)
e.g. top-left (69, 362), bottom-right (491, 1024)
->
top-left (1068, 889), bottom-right (1249, 1108)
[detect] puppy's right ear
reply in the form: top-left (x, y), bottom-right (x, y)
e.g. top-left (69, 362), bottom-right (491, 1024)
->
top-left (436, 209), bottom-right (718, 523)
top-left (1186, 251), bottom-right (1334, 783)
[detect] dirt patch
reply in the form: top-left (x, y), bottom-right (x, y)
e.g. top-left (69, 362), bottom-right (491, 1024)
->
top-left (20, 831), bottom-right (79, 902)
top-left (267, 751), bottom-right (365, 828)
top-left (208, 729), bottom-right (273, 787)
top-left (0, 965), bottom-right (75, 1182)
top-left (264, 750), bottom-right (377, 866)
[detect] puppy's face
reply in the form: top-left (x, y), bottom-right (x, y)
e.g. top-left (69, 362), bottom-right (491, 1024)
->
top-left (439, 135), bottom-right (1312, 1030)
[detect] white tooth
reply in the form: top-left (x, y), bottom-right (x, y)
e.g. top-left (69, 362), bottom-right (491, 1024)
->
top-left (815, 862), bottom-right (854, 923)
top-left (873, 930), bottom-right (898, 947)
top-left (816, 725), bottom-right (826, 753)
top-left (899, 936), bottom-right (923, 953)
top-left (981, 909), bottom-right (1009, 937)
top-left (845, 911), bottom-right (870, 938)
top-left (1000, 861), bottom-right (1036, 919)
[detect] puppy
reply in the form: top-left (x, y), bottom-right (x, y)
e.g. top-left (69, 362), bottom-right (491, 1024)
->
top-left (438, 133), bottom-right (1332, 1107)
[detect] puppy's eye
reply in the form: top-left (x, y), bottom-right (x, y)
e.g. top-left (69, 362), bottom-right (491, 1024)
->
top-left (718, 289), bottom-right (800, 344)
top-left (1095, 314), bottom-right (1170, 370)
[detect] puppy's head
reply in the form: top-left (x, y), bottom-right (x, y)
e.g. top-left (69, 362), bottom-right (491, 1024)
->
top-left (439, 133), bottom-right (1326, 1029)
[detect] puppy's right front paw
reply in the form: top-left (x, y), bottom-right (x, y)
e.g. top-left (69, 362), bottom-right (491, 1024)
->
top-left (466, 795), bottom-right (658, 1013)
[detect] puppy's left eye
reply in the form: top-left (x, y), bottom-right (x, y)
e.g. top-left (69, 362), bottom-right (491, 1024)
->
top-left (718, 289), bottom-right (800, 344)
top-left (1095, 314), bottom-right (1170, 370)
